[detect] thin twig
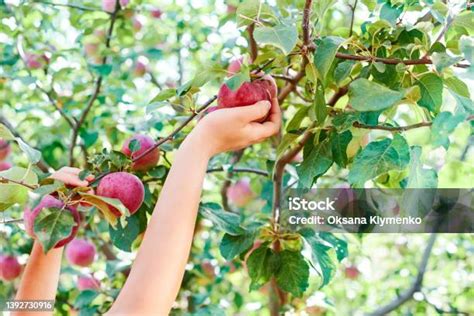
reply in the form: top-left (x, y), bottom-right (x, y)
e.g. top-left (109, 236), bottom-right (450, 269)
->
top-left (0, 176), bottom-right (38, 190)
top-left (348, 0), bottom-right (358, 37)
top-left (247, 23), bottom-right (258, 62)
top-left (334, 52), bottom-right (470, 68)
top-left (68, 1), bottom-right (120, 166)
top-left (34, 0), bottom-right (101, 12)
top-left (36, 84), bottom-right (76, 128)
top-left (354, 115), bottom-right (473, 131)
top-left (0, 218), bottom-right (24, 224)
top-left (132, 96), bottom-right (218, 163)
top-left (207, 166), bottom-right (269, 177)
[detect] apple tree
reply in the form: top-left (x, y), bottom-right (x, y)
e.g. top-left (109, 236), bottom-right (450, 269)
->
top-left (0, 0), bottom-right (473, 315)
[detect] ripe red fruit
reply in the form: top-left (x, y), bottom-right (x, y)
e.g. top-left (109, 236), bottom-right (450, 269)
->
top-left (227, 57), bottom-right (244, 77)
top-left (133, 61), bottom-right (147, 77)
top-left (24, 195), bottom-right (81, 248)
top-left (227, 179), bottom-right (253, 207)
top-left (0, 139), bottom-right (11, 161)
top-left (0, 161), bottom-right (11, 171)
top-left (119, 0), bottom-right (129, 8)
top-left (0, 255), bottom-right (22, 281)
top-left (102, 0), bottom-right (116, 13)
top-left (24, 53), bottom-right (48, 70)
top-left (344, 265), bottom-right (360, 280)
top-left (151, 8), bottom-right (163, 18)
top-left (96, 172), bottom-right (145, 216)
top-left (132, 16), bottom-right (142, 32)
top-left (77, 275), bottom-right (100, 291)
top-left (121, 134), bottom-right (160, 171)
top-left (217, 75), bottom-right (277, 122)
top-left (66, 239), bottom-right (96, 267)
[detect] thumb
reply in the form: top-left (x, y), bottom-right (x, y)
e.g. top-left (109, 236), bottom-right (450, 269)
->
top-left (237, 100), bottom-right (271, 122)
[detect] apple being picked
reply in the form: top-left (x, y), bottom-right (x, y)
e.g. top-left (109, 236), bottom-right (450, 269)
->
top-left (77, 275), bottom-right (100, 291)
top-left (227, 179), bottom-right (254, 207)
top-left (66, 239), bottom-right (96, 267)
top-left (96, 172), bottom-right (145, 217)
top-left (0, 255), bottom-right (22, 281)
top-left (121, 134), bottom-right (160, 171)
top-left (23, 195), bottom-right (81, 248)
top-left (217, 68), bottom-right (277, 123)
top-left (0, 139), bottom-right (11, 160)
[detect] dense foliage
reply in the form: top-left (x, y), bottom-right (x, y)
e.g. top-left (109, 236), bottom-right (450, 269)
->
top-left (1, 0), bottom-right (473, 315)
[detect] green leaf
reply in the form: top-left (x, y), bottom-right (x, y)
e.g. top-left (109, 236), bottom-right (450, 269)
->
top-left (149, 89), bottom-right (176, 102)
top-left (219, 231), bottom-right (256, 261)
top-left (236, 0), bottom-right (275, 27)
top-left (34, 207), bottom-right (76, 253)
top-left (253, 23), bottom-right (298, 55)
top-left (348, 134), bottom-right (410, 187)
top-left (416, 73), bottom-right (443, 112)
top-left (199, 203), bottom-right (245, 235)
top-left (274, 250), bottom-right (310, 297)
top-left (431, 52), bottom-right (462, 73)
top-left (224, 71), bottom-right (250, 91)
top-left (380, 2), bottom-right (404, 26)
top-left (15, 137), bottom-right (42, 164)
top-left (109, 212), bottom-right (141, 252)
top-left (334, 60), bottom-right (355, 85)
top-left (406, 146), bottom-right (437, 188)
top-left (0, 167), bottom-right (38, 211)
top-left (74, 290), bottom-right (99, 308)
top-left (319, 232), bottom-right (348, 262)
top-left (90, 64), bottom-right (112, 76)
top-left (330, 130), bottom-right (352, 167)
top-left (296, 140), bottom-right (333, 188)
top-left (348, 78), bottom-right (404, 112)
top-left (460, 35), bottom-right (474, 64)
top-left (314, 36), bottom-right (345, 85)
top-left (0, 124), bottom-right (15, 140)
top-left (300, 230), bottom-right (335, 288)
top-left (247, 245), bottom-right (276, 291)
top-left (445, 77), bottom-right (473, 114)
top-left (430, 112), bottom-right (467, 149)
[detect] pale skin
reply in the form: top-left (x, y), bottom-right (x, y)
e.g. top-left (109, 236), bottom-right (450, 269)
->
top-left (14, 99), bottom-right (281, 315)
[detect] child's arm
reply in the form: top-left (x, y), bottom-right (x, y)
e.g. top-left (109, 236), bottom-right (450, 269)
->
top-left (107, 99), bottom-right (281, 315)
top-left (13, 168), bottom-right (91, 316)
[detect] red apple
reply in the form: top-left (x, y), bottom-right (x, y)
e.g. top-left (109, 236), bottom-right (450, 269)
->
top-left (151, 8), bottom-right (163, 19)
top-left (217, 75), bottom-right (277, 122)
top-left (24, 53), bottom-right (48, 70)
top-left (0, 139), bottom-right (11, 161)
top-left (121, 134), bottom-right (160, 171)
top-left (102, 0), bottom-right (116, 13)
top-left (133, 60), bottom-right (147, 77)
top-left (96, 172), bottom-right (145, 216)
top-left (345, 265), bottom-right (360, 280)
top-left (0, 255), bottom-right (22, 281)
top-left (227, 5), bottom-right (237, 14)
top-left (77, 275), bottom-right (100, 291)
top-left (132, 16), bottom-right (142, 32)
top-left (119, 0), bottom-right (129, 8)
top-left (227, 57), bottom-right (244, 77)
top-left (66, 239), bottom-right (96, 267)
top-left (24, 195), bottom-right (81, 248)
top-left (227, 179), bottom-right (253, 207)
top-left (0, 161), bottom-right (12, 171)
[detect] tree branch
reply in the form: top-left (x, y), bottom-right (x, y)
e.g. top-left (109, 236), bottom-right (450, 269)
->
top-left (247, 23), bottom-right (258, 62)
top-left (36, 84), bottom-right (76, 129)
top-left (0, 176), bottom-right (38, 190)
top-left (219, 150), bottom-right (244, 212)
top-left (34, 0), bottom-right (101, 12)
top-left (348, 0), bottom-right (358, 37)
top-left (207, 166), bottom-right (269, 177)
top-left (354, 115), bottom-right (473, 131)
top-left (68, 1), bottom-right (120, 166)
top-left (335, 52), bottom-right (470, 68)
top-left (132, 96), bottom-right (217, 163)
top-left (367, 232), bottom-right (439, 316)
